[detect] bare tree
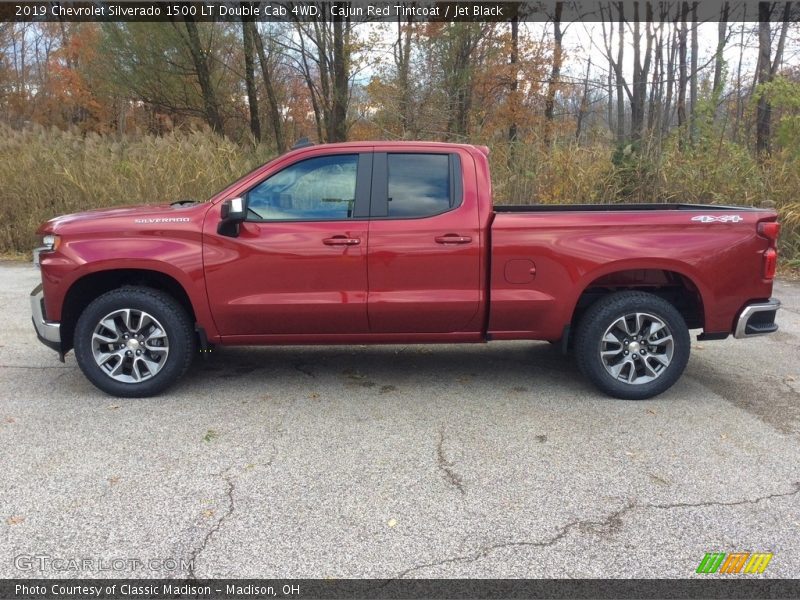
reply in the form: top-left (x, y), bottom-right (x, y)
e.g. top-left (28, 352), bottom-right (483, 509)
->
top-left (393, 15), bottom-right (414, 136)
top-left (544, 1), bottom-right (563, 145)
top-left (677, 2), bottom-right (688, 137)
top-left (755, 2), bottom-right (792, 156)
top-left (575, 56), bottom-right (592, 141)
top-left (509, 14), bottom-right (519, 143)
top-left (329, 14), bottom-right (348, 142)
top-left (689, 2), bottom-right (698, 142)
top-left (241, 9), bottom-right (261, 142)
top-left (616, 2), bottom-right (626, 143)
top-left (662, 9), bottom-right (679, 135)
top-left (712, 2), bottom-right (730, 98)
top-left (630, 2), bottom-right (654, 142)
top-left (173, 18), bottom-right (224, 133)
top-left (249, 22), bottom-right (285, 152)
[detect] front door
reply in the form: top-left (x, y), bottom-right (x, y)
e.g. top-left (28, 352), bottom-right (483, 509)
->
top-left (204, 152), bottom-right (372, 336)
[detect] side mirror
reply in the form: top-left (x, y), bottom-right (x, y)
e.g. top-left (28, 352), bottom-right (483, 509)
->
top-left (218, 197), bottom-right (246, 237)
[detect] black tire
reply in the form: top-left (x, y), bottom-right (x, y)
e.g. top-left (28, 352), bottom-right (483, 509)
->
top-left (74, 287), bottom-right (195, 397)
top-left (574, 291), bottom-right (690, 400)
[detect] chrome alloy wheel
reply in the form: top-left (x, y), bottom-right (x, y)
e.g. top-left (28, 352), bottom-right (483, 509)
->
top-left (599, 312), bottom-right (674, 385)
top-left (91, 309), bottom-right (169, 383)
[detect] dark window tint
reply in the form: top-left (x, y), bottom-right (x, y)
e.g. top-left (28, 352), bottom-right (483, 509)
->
top-left (387, 154), bottom-right (451, 218)
top-left (247, 154), bottom-right (358, 221)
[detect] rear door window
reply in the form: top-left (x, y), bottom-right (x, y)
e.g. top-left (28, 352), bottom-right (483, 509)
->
top-left (378, 153), bottom-right (461, 218)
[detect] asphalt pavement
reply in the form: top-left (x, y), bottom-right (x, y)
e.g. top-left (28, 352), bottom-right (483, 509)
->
top-left (1, 262), bottom-right (799, 579)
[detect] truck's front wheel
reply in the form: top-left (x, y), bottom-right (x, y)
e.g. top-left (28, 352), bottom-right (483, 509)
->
top-left (574, 291), bottom-right (690, 400)
top-left (74, 287), bottom-right (195, 397)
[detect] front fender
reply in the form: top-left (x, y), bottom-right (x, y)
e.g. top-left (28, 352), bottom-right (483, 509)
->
top-left (39, 235), bottom-right (218, 341)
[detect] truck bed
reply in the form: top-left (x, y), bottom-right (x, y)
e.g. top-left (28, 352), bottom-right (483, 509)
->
top-left (494, 203), bottom-right (762, 213)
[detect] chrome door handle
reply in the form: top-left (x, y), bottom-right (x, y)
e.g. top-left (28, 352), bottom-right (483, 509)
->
top-left (435, 234), bottom-right (472, 244)
top-left (323, 236), bottom-right (361, 246)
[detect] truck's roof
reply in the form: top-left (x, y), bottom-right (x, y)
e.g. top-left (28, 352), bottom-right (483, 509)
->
top-left (289, 140), bottom-right (489, 154)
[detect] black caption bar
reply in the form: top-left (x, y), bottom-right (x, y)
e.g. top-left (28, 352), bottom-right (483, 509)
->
top-left (1, 1), bottom-right (797, 23)
top-left (4, 579), bottom-right (800, 599)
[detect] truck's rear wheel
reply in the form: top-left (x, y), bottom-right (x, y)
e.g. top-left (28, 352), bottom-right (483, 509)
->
top-left (74, 287), bottom-right (195, 397)
top-left (574, 291), bottom-right (690, 400)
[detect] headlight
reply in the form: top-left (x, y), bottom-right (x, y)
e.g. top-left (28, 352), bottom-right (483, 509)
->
top-left (42, 234), bottom-right (59, 251)
top-left (33, 234), bottom-right (60, 268)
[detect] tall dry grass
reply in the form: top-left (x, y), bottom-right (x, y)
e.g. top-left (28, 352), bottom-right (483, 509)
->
top-left (1, 124), bottom-right (798, 264)
top-left (491, 139), bottom-right (800, 265)
top-left (0, 124), bottom-right (272, 254)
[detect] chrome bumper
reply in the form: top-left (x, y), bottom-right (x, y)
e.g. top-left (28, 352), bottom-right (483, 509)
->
top-left (734, 298), bottom-right (780, 339)
top-left (30, 283), bottom-right (61, 345)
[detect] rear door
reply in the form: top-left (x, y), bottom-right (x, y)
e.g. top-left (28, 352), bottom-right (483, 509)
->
top-left (366, 151), bottom-right (482, 333)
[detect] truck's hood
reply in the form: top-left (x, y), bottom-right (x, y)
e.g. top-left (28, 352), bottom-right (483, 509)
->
top-left (38, 202), bottom-right (207, 234)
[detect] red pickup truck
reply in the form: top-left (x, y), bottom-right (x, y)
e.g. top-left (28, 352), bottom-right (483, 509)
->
top-left (31, 141), bottom-right (781, 400)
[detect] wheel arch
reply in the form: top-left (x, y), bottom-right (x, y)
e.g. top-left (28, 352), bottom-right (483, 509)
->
top-left (566, 262), bottom-right (709, 345)
top-left (60, 268), bottom-right (200, 354)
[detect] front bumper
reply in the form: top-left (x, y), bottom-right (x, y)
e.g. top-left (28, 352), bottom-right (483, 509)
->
top-left (30, 283), bottom-right (62, 354)
top-left (734, 298), bottom-right (781, 338)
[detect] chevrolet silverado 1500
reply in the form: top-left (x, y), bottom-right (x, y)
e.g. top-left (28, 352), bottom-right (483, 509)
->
top-left (31, 141), bottom-right (781, 399)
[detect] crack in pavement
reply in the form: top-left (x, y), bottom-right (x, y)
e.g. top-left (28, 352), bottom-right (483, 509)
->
top-left (391, 482), bottom-right (800, 579)
top-left (437, 427), bottom-right (465, 495)
top-left (187, 470), bottom-right (236, 580)
top-left (184, 398), bottom-right (292, 578)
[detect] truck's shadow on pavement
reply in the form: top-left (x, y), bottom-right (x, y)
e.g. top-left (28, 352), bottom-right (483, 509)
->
top-left (182, 342), bottom-right (590, 397)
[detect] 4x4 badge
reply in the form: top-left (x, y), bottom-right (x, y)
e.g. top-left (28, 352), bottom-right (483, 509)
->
top-left (691, 215), bottom-right (743, 223)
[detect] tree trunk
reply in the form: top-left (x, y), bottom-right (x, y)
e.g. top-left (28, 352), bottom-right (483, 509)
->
top-left (616, 2), bottom-right (625, 145)
top-left (756, 3), bottom-right (771, 155)
top-left (180, 18), bottom-right (224, 133)
top-left (329, 15), bottom-right (349, 142)
top-left (575, 57), bottom-right (592, 141)
top-left (733, 9), bottom-right (746, 142)
top-left (662, 11), bottom-right (678, 135)
top-left (250, 21), bottom-right (285, 153)
top-left (394, 16), bottom-right (413, 135)
top-left (631, 3), bottom-right (642, 140)
top-left (599, 4), bottom-right (615, 135)
top-left (712, 2), bottom-right (729, 99)
top-left (241, 13), bottom-right (261, 142)
top-left (689, 2), bottom-right (698, 143)
top-left (508, 15), bottom-right (519, 143)
top-left (295, 28), bottom-right (323, 145)
top-left (544, 2), bottom-right (563, 146)
top-left (648, 18), bottom-right (664, 134)
top-left (755, 2), bottom-right (788, 156)
top-left (630, 3), bottom-right (653, 142)
top-left (677, 2), bottom-right (688, 139)
top-left (770, 2), bottom-right (792, 75)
